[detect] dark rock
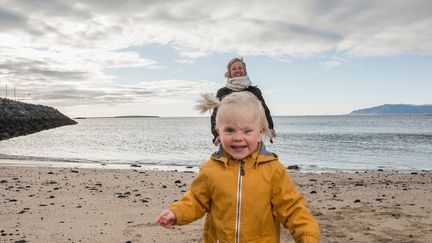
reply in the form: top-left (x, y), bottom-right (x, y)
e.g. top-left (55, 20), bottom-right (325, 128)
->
top-left (17, 210), bottom-right (26, 214)
top-left (410, 172), bottom-right (418, 175)
top-left (310, 191), bottom-right (317, 194)
top-left (287, 165), bottom-right (300, 170)
top-left (354, 182), bottom-right (365, 186)
top-left (130, 164), bottom-right (141, 168)
top-left (175, 180), bottom-right (186, 187)
top-left (354, 199), bottom-right (361, 203)
top-left (0, 98), bottom-right (77, 141)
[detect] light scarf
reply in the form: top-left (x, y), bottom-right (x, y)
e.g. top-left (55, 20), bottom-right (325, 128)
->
top-left (225, 75), bottom-right (252, 91)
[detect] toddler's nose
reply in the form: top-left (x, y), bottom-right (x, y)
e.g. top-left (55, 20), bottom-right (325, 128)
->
top-left (232, 133), bottom-right (243, 141)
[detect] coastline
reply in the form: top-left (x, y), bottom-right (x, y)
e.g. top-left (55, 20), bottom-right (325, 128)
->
top-left (1, 165), bottom-right (431, 242)
top-left (1, 155), bottom-right (428, 173)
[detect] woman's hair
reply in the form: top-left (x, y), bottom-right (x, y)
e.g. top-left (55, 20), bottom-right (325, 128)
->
top-left (196, 92), bottom-right (270, 138)
top-left (224, 57), bottom-right (248, 78)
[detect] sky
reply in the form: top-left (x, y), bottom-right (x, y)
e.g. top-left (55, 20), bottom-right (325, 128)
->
top-left (0, 0), bottom-right (431, 117)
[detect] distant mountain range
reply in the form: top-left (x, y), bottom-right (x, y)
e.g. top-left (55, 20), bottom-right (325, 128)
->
top-left (350, 104), bottom-right (432, 115)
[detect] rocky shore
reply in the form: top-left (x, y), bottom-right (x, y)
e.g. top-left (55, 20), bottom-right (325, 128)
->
top-left (0, 98), bottom-right (77, 140)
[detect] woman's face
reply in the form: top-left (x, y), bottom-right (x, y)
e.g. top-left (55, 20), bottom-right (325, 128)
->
top-left (229, 61), bottom-right (245, 78)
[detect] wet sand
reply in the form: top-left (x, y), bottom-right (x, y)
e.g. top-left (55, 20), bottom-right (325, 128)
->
top-left (1, 165), bottom-right (431, 242)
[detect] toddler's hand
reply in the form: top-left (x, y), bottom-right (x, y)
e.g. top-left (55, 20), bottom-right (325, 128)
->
top-left (154, 209), bottom-right (176, 228)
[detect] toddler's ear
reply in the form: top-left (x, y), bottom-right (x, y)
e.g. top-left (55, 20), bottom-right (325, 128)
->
top-left (259, 128), bottom-right (265, 140)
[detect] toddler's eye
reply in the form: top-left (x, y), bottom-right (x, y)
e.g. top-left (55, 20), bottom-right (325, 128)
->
top-left (224, 128), bottom-right (234, 133)
top-left (244, 129), bottom-right (252, 134)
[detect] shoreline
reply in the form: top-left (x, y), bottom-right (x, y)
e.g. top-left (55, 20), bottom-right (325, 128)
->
top-left (1, 157), bottom-right (429, 174)
top-left (0, 159), bottom-right (200, 173)
top-left (1, 164), bottom-right (431, 242)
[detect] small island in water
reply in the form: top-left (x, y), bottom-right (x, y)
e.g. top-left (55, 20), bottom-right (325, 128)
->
top-left (350, 104), bottom-right (432, 115)
top-left (75, 115), bottom-right (159, 119)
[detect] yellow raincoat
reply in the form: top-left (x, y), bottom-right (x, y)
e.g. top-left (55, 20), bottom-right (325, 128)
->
top-left (170, 144), bottom-right (320, 243)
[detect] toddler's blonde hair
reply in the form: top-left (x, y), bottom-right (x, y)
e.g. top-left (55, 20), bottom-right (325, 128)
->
top-left (196, 92), bottom-right (270, 138)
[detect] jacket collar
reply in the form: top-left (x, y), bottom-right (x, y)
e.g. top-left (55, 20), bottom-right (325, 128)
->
top-left (211, 142), bottom-right (277, 167)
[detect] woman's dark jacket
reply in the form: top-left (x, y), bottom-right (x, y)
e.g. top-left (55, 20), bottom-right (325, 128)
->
top-left (210, 86), bottom-right (274, 142)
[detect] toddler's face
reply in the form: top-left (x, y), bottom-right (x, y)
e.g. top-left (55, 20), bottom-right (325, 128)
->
top-left (218, 119), bottom-right (263, 160)
top-left (230, 61), bottom-right (245, 78)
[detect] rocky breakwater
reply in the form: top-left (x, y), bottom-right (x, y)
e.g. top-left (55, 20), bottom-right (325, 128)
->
top-left (0, 98), bottom-right (77, 140)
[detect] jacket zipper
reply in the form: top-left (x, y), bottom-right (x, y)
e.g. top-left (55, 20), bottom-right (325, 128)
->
top-left (235, 160), bottom-right (245, 243)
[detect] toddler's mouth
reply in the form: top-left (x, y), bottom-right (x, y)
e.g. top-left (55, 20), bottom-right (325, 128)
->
top-left (231, 145), bottom-right (246, 152)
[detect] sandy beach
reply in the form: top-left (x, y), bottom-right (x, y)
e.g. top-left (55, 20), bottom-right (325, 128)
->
top-left (1, 165), bottom-right (431, 243)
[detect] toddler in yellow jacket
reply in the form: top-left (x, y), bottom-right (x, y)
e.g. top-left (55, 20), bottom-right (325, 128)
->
top-left (155, 91), bottom-right (320, 243)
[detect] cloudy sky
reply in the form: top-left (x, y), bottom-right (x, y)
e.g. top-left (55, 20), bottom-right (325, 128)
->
top-left (1, 0), bottom-right (431, 117)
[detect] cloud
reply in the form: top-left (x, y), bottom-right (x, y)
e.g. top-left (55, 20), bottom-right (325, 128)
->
top-left (0, 6), bottom-right (27, 30)
top-left (320, 57), bottom-right (350, 68)
top-left (3, 0), bottom-right (432, 57)
top-left (4, 77), bottom-right (220, 108)
top-left (1, 0), bottom-right (431, 111)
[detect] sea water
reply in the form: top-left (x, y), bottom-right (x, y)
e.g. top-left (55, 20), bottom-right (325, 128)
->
top-left (0, 116), bottom-right (431, 171)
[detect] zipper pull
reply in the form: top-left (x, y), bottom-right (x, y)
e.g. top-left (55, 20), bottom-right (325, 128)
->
top-left (240, 160), bottom-right (245, 176)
